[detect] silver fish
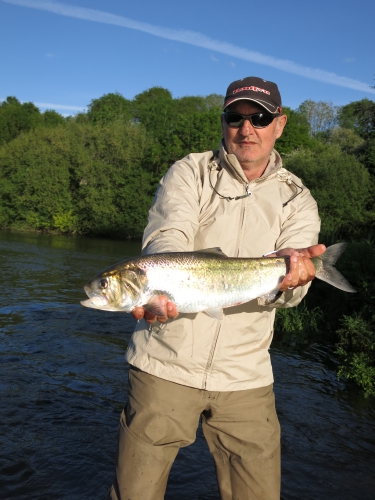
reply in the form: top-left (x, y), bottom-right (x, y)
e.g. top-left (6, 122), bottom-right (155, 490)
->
top-left (81, 243), bottom-right (355, 320)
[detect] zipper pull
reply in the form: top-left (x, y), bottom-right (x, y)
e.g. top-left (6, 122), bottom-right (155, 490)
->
top-left (234, 183), bottom-right (252, 200)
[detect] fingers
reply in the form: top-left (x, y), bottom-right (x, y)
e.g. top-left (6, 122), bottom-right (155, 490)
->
top-left (132, 307), bottom-right (145, 321)
top-left (279, 250), bottom-right (317, 292)
top-left (131, 297), bottom-right (179, 325)
top-left (296, 243), bottom-right (326, 259)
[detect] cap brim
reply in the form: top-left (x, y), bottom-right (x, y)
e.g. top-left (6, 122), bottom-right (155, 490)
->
top-left (223, 97), bottom-right (279, 114)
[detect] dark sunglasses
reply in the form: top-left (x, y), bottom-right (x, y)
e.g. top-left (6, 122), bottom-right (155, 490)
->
top-left (222, 111), bottom-right (280, 128)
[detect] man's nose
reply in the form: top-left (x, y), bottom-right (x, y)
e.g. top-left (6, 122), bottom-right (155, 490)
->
top-left (239, 118), bottom-right (255, 134)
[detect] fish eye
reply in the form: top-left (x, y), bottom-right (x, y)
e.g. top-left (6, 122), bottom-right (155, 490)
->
top-left (99, 278), bottom-right (108, 289)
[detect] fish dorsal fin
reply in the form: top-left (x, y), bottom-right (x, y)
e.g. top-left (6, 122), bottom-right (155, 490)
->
top-left (195, 247), bottom-right (228, 257)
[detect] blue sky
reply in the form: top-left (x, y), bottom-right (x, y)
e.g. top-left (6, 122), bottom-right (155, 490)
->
top-left (1, 0), bottom-right (375, 115)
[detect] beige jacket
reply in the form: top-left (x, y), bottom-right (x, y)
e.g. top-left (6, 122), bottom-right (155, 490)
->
top-left (125, 142), bottom-right (320, 391)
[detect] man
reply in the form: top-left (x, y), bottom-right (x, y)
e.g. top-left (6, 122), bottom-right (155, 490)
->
top-left (107, 76), bottom-right (324, 500)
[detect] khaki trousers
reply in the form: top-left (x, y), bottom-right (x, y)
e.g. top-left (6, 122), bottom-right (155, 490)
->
top-left (108, 367), bottom-right (280, 500)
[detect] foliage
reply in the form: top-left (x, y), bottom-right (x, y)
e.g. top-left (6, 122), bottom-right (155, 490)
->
top-left (69, 121), bottom-right (153, 238)
top-left (87, 92), bottom-right (132, 124)
top-left (43, 110), bottom-right (66, 128)
top-left (337, 98), bottom-right (375, 139)
top-left (355, 136), bottom-right (375, 177)
top-left (130, 87), bottom-right (223, 177)
top-left (0, 126), bottom-right (75, 230)
top-left (283, 144), bottom-right (373, 234)
top-left (335, 314), bottom-right (375, 397)
top-left (0, 121), bottom-right (153, 237)
top-left (0, 97), bottom-right (43, 146)
top-left (276, 106), bottom-right (316, 155)
top-left (325, 126), bottom-right (365, 155)
top-left (274, 302), bottom-right (323, 345)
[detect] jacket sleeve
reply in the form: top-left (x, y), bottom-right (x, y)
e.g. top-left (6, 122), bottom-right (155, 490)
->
top-left (258, 178), bottom-right (321, 309)
top-left (142, 158), bottom-right (201, 255)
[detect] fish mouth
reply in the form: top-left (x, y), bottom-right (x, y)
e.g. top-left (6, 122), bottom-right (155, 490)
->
top-left (81, 295), bottom-right (109, 308)
top-left (82, 282), bottom-right (111, 309)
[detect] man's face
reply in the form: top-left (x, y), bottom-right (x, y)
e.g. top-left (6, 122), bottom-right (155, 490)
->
top-left (221, 100), bottom-right (287, 172)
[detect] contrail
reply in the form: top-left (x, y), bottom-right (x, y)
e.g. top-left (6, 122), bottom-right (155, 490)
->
top-left (3, 0), bottom-right (375, 95)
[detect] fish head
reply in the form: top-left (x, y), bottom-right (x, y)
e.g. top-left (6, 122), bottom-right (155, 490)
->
top-left (81, 268), bottom-right (142, 312)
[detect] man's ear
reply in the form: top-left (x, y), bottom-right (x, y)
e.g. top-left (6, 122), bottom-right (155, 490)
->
top-left (276, 114), bottom-right (287, 139)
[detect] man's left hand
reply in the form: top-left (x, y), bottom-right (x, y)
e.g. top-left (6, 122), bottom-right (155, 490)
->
top-left (268, 244), bottom-right (326, 292)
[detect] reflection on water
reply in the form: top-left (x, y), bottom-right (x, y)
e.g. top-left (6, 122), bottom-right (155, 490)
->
top-left (0, 230), bottom-right (374, 500)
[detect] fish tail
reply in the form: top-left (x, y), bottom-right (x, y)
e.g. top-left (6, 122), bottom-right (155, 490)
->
top-left (314, 243), bottom-right (356, 293)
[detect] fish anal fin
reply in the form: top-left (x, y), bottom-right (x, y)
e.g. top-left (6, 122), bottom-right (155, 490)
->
top-left (258, 289), bottom-right (281, 306)
top-left (204, 307), bottom-right (224, 320)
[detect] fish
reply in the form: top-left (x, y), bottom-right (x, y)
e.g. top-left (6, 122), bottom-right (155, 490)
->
top-left (80, 243), bottom-right (356, 320)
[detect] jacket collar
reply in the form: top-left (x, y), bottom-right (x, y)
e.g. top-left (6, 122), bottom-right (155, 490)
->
top-left (218, 140), bottom-right (283, 184)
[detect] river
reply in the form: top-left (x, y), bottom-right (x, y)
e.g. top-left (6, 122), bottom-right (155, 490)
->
top-left (0, 230), bottom-right (374, 500)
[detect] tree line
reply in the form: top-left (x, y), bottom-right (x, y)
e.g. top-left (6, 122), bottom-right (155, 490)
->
top-left (0, 88), bottom-right (374, 396)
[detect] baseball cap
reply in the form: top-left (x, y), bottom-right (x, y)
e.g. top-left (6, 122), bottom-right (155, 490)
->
top-left (223, 77), bottom-right (282, 114)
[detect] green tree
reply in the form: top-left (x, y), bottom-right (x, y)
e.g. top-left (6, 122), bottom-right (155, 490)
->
top-left (69, 121), bottom-right (153, 238)
top-left (0, 97), bottom-right (42, 146)
top-left (325, 126), bottom-right (365, 155)
top-left (87, 92), bottom-right (132, 124)
top-left (0, 125), bottom-right (76, 230)
top-left (169, 107), bottom-right (222, 158)
top-left (297, 100), bottom-right (339, 136)
top-left (131, 87), bottom-right (175, 140)
top-left (276, 107), bottom-right (316, 155)
top-left (43, 109), bottom-right (66, 127)
top-left (283, 144), bottom-right (373, 234)
top-left (338, 98), bottom-right (375, 139)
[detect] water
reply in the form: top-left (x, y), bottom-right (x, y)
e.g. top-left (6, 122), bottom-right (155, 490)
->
top-left (0, 230), bottom-right (374, 500)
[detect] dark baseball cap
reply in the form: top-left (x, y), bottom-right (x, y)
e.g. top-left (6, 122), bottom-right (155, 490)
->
top-left (223, 76), bottom-right (282, 114)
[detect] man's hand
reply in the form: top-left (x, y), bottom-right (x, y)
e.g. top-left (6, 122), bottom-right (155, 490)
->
top-left (268, 244), bottom-right (326, 292)
top-left (132, 295), bottom-right (179, 324)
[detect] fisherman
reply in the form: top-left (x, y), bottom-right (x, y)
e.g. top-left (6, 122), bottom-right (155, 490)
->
top-left (107, 76), bottom-right (325, 500)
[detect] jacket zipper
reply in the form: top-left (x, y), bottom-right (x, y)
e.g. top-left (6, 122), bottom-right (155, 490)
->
top-left (234, 183), bottom-right (248, 257)
top-left (202, 183), bottom-right (248, 389)
top-left (202, 320), bottom-right (222, 389)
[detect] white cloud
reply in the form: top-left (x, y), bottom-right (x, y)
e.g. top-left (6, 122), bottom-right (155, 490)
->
top-left (343, 58), bottom-right (355, 63)
top-left (34, 101), bottom-right (85, 111)
top-left (210, 56), bottom-right (219, 62)
top-left (3, 0), bottom-right (375, 94)
top-left (1, 97), bottom-right (84, 112)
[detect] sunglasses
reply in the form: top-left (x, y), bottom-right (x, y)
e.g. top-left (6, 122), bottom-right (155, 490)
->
top-left (222, 111), bottom-right (280, 128)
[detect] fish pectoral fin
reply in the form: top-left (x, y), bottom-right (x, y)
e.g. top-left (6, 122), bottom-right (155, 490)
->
top-left (195, 248), bottom-right (228, 257)
top-left (204, 307), bottom-right (224, 320)
top-left (258, 289), bottom-right (282, 306)
top-left (143, 295), bottom-right (170, 317)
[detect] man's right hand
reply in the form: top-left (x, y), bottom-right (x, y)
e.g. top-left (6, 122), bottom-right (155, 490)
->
top-left (132, 295), bottom-right (179, 324)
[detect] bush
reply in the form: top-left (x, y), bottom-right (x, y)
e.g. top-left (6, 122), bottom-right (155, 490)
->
top-left (274, 302), bottom-right (323, 346)
top-left (335, 314), bottom-right (375, 397)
